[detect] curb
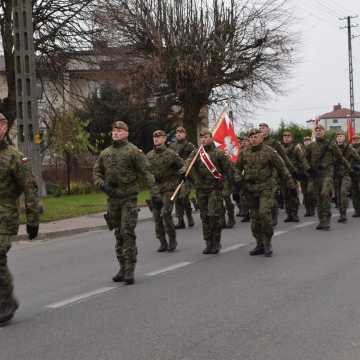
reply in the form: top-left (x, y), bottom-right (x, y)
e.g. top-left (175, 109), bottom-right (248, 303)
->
top-left (14, 215), bottom-right (154, 242)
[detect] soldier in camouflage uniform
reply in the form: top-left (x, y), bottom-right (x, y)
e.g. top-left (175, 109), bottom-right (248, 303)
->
top-left (259, 123), bottom-right (296, 226)
top-left (235, 128), bottom-right (296, 257)
top-left (169, 126), bottom-right (195, 229)
top-left (147, 130), bottom-right (184, 252)
top-left (351, 134), bottom-right (360, 217)
top-left (334, 130), bottom-right (360, 223)
top-left (0, 115), bottom-right (40, 325)
top-left (301, 136), bottom-right (316, 216)
top-left (282, 129), bottom-right (310, 222)
top-left (183, 128), bottom-right (233, 254)
top-left (306, 124), bottom-right (352, 230)
top-left (94, 121), bottom-right (161, 285)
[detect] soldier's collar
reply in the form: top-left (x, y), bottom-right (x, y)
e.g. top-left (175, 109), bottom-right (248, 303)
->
top-left (154, 143), bottom-right (166, 151)
top-left (112, 139), bottom-right (128, 148)
top-left (203, 142), bottom-right (215, 151)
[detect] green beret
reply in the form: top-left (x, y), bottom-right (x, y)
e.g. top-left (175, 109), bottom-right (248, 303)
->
top-left (112, 121), bottom-right (129, 131)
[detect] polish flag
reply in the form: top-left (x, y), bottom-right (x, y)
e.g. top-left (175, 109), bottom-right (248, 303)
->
top-left (347, 117), bottom-right (355, 143)
top-left (213, 112), bottom-right (240, 163)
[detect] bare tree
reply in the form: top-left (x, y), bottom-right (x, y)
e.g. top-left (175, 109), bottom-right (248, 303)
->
top-left (0, 0), bottom-right (96, 127)
top-left (96, 0), bottom-right (297, 143)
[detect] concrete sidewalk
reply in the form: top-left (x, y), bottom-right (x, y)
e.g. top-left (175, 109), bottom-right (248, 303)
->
top-left (16, 207), bottom-right (154, 241)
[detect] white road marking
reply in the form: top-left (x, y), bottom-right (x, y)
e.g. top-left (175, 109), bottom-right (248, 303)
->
top-left (294, 221), bottom-right (316, 228)
top-left (221, 243), bottom-right (247, 253)
top-left (46, 287), bottom-right (116, 309)
top-left (146, 262), bottom-right (193, 277)
top-left (274, 230), bottom-right (288, 236)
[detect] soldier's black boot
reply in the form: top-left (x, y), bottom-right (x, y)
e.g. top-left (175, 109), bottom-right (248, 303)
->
top-left (124, 270), bottom-right (135, 285)
top-left (202, 241), bottom-right (212, 254)
top-left (316, 222), bottom-right (330, 230)
top-left (210, 237), bottom-right (221, 254)
top-left (0, 296), bottom-right (19, 326)
top-left (174, 217), bottom-right (186, 229)
top-left (352, 212), bottom-right (360, 217)
top-left (241, 213), bottom-right (250, 222)
top-left (338, 209), bottom-right (347, 223)
top-left (284, 213), bottom-right (292, 222)
top-left (291, 212), bottom-right (299, 222)
top-left (264, 244), bottom-right (273, 258)
top-left (112, 268), bottom-right (124, 282)
top-left (249, 245), bottom-right (265, 256)
top-left (157, 239), bottom-right (168, 252)
top-left (187, 214), bottom-right (195, 227)
top-left (168, 237), bottom-right (178, 252)
top-left (226, 212), bottom-right (236, 228)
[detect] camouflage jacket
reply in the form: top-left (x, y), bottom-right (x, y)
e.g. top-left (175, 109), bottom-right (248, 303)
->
top-left (169, 139), bottom-right (195, 160)
top-left (184, 143), bottom-right (234, 191)
top-left (305, 138), bottom-right (351, 178)
top-left (283, 142), bottom-right (310, 178)
top-left (0, 141), bottom-right (40, 235)
top-left (147, 144), bottom-right (184, 193)
top-left (93, 140), bottom-right (159, 198)
top-left (234, 143), bottom-right (293, 193)
top-left (334, 143), bottom-right (360, 177)
top-left (263, 136), bottom-right (296, 174)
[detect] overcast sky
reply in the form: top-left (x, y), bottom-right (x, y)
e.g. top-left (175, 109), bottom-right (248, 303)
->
top-left (243, 0), bottom-right (360, 130)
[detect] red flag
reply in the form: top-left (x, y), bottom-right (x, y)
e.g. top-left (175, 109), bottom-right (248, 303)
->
top-left (213, 113), bottom-right (240, 163)
top-left (347, 117), bottom-right (355, 143)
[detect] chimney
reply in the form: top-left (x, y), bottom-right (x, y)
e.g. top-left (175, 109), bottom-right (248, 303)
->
top-left (333, 103), bottom-right (341, 111)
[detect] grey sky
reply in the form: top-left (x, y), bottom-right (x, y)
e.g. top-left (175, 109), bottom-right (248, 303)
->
top-left (247, 0), bottom-right (360, 130)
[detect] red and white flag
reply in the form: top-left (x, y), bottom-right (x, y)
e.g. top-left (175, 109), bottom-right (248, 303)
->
top-left (347, 117), bottom-right (355, 143)
top-left (212, 112), bottom-right (240, 163)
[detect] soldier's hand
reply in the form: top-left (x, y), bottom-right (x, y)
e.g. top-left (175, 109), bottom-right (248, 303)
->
top-left (26, 224), bottom-right (39, 240)
top-left (100, 181), bottom-right (115, 196)
top-left (151, 196), bottom-right (163, 210)
top-left (232, 192), bottom-right (240, 203)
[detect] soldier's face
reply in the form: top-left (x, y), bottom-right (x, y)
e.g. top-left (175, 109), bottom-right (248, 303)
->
top-left (153, 135), bottom-right (166, 146)
top-left (283, 134), bottom-right (293, 144)
top-left (315, 128), bottom-right (325, 139)
top-left (249, 133), bottom-right (263, 146)
top-left (200, 134), bottom-right (213, 146)
top-left (240, 140), bottom-right (249, 149)
top-left (259, 125), bottom-right (269, 136)
top-left (112, 128), bottom-right (128, 141)
top-left (0, 121), bottom-right (8, 141)
top-left (304, 140), bottom-right (311, 146)
top-left (336, 134), bottom-right (346, 145)
top-left (175, 131), bottom-right (186, 141)
top-left (353, 138), bottom-right (360, 145)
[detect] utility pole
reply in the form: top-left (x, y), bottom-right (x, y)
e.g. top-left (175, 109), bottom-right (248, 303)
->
top-left (12, 0), bottom-right (43, 193)
top-left (340, 16), bottom-right (359, 135)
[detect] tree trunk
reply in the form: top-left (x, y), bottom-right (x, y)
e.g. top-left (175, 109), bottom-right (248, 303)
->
top-left (65, 152), bottom-right (72, 195)
top-left (182, 101), bottom-right (203, 146)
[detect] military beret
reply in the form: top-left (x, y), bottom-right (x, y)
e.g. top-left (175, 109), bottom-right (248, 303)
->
top-left (176, 126), bottom-right (186, 132)
top-left (199, 128), bottom-right (212, 136)
top-left (282, 130), bottom-right (293, 136)
top-left (238, 135), bottom-right (249, 141)
top-left (153, 129), bottom-right (166, 137)
top-left (353, 134), bottom-right (360, 140)
top-left (303, 136), bottom-right (311, 141)
top-left (336, 130), bottom-right (345, 136)
top-left (112, 121), bottom-right (129, 131)
top-left (248, 128), bottom-right (262, 136)
top-left (314, 124), bottom-right (325, 130)
top-left (0, 113), bottom-right (8, 125)
top-left (258, 122), bottom-right (269, 128)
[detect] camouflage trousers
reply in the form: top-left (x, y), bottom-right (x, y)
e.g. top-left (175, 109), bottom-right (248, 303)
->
top-left (152, 192), bottom-right (176, 242)
top-left (0, 235), bottom-right (14, 304)
top-left (248, 190), bottom-right (274, 248)
top-left (174, 182), bottom-right (192, 220)
top-left (284, 183), bottom-right (300, 218)
top-left (334, 175), bottom-right (351, 213)
top-left (237, 191), bottom-right (249, 217)
top-left (314, 176), bottom-right (333, 226)
top-left (196, 189), bottom-right (223, 244)
top-left (109, 196), bottom-right (139, 272)
top-left (300, 179), bottom-right (316, 214)
top-left (351, 176), bottom-right (360, 215)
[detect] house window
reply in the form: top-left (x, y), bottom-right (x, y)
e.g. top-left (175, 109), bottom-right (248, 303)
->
top-left (329, 125), bottom-right (342, 131)
top-left (333, 119), bottom-right (338, 124)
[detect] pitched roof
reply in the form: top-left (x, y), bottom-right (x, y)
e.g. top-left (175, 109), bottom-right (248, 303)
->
top-left (319, 104), bottom-right (360, 119)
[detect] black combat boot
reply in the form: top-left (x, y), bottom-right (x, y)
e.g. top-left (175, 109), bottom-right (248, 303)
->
top-left (0, 296), bottom-right (19, 326)
top-left (226, 211), bottom-right (236, 228)
top-left (264, 245), bottom-right (273, 257)
top-left (338, 209), bottom-right (347, 223)
top-left (112, 268), bottom-right (124, 282)
top-left (168, 237), bottom-right (178, 252)
top-left (249, 245), bottom-right (265, 256)
top-left (352, 212), bottom-right (360, 217)
top-left (187, 214), bottom-right (195, 227)
top-left (174, 217), bottom-right (186, 229)
top-left (284, 214), bottom-right (292, 222)
top-left (157, 239), bottom-right (168, 252)
top-left (210, 238), bottom-right (221, 254)
top-left (316, 223), bottom-right (330, 230)
top-left (202, 241), bottom-right (212, 254)
top-left (241, 213), bottom-right (250, 222)
top-left (291, 212), bottom-right (299, 222)
top-left (124, 270), bottom-right (135, 285)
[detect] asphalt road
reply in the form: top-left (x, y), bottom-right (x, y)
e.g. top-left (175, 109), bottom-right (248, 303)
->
top-left (1, 208), bottom-right (360, 360)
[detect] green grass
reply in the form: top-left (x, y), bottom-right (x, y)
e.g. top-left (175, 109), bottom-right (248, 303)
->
top-left (28, 191), bottom-right (150, 223)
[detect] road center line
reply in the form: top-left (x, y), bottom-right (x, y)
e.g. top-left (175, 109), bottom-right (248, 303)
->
top-left (46, 287), bottom-right (116, 309)
top-left (221, 243), bottom-right (247, 253)
top-left (274, 230), bottom-right (288, 236)
top-left (146, 262), bottom-right (193, 277)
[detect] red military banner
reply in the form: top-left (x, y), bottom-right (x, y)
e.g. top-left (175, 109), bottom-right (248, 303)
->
top-left (212, 112), bottom-right (240, 163)
top-left (347, 117), bottom-right (355, 143)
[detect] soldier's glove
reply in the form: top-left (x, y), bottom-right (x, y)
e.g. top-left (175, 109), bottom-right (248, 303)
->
top-left (151, 196), bottom-right (163, 210)
top-left (100, 181), bottom-right (116, 196)
top-left (178, 168), bottom-right (188, 182)
top-left (27, 224), bottom-right (39, 240)
top-left (232, 192), bottom-right (240, 203)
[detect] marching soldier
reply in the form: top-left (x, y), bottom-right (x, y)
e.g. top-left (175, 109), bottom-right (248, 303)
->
top-left (182, 128), bottom-right (233, 254)
top-left (282, 129), bottom-right (310, 222)
top-left (0, 114), bottom-right (41, 325)
top-left (235, 128), bottom-right (296, 257)
top-left (169, 127), bottom-right (195, 229)
top-left (302, 136), bottom-right (316, 216)
top-left (306, 124), bottom-right (352, 230)
top-left (334, 130), bottom-right (360, 223)
top-left (94, 121), bottom-right (161, 285)
top-left (351, 134), bottom-right (360, 217)
top-left (147, 130), bottom-right (184, 252)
